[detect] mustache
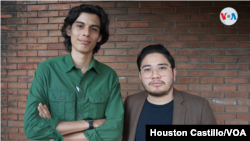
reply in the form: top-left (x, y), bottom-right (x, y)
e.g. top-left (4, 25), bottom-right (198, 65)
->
top-left (149, 80), bottom-right (165, 85)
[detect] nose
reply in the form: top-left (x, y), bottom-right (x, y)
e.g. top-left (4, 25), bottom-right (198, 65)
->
top-left (82, 27), bottom-right (90, 37)
top-left (151, 69), bottom-right (160, 79)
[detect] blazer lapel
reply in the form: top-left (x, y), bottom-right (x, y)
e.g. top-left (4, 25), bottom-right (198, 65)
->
top-left (172, 88), bottom-right (186, 124)
top-left (129, 91), bottom-right (147, 141)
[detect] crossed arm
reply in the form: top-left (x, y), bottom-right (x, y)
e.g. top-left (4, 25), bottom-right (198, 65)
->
top-left (37, 103), bottom-right (106, 141)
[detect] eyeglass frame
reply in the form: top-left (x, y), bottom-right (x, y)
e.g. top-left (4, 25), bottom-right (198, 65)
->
top-left (140, 64), bottom-right (172, 78)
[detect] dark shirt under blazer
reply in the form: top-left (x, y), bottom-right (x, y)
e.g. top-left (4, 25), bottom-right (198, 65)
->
top-left (122, 88), bottom-right (217, 141)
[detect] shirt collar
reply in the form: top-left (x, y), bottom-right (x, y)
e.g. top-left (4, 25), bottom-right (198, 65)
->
top-left (64, 52), bottom-right (100, 74)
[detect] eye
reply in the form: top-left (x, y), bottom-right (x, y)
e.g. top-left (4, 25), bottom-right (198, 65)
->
top-left (144, 68), bottom-right (151, 72)
top-left (77, 25), bottom-right (83, 28)
top-left (158, 67), bottom-right (167, 70)
top-left (92, 28), bottom-right (97, 31)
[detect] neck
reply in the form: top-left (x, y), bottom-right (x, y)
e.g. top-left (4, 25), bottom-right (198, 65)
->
top-left (71, 49), bottom-right (93, 74)
top-left (147, 87), bottom-right (174, 105)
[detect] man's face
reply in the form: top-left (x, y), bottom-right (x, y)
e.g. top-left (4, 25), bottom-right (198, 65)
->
top-left (67, 12), bottom-right (102, 54)
top-left (139, 53), bottom-right (176, 97)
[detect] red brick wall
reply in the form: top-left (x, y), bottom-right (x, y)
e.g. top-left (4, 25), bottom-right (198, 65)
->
top-left (1, 1), bottom-right (250, 140)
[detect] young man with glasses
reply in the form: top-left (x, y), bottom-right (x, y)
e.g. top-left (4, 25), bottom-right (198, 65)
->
top-left (122, 44), bottom-right (216, 141)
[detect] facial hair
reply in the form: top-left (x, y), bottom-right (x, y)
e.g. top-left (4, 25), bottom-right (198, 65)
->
top-left (142, 79), bottom-right (174, 97)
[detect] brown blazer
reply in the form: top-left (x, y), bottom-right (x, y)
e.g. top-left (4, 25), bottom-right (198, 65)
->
top-left (122, 88), bottom-right (217, 141)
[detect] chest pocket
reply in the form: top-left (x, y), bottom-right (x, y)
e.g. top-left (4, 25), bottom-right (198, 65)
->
top-left (88, 92), bottom-right (110, 119)
top-left (49, 90), bottom-right (75, 121)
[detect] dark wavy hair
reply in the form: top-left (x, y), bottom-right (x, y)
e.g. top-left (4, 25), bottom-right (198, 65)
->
top-left (137, 44), bottom-right (175, 72)
top-left (61, 4), bottom-right (109, 54)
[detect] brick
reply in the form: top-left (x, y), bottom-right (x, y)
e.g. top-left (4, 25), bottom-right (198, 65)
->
top-left (2, 51), bottom-right (17, 57)
top-left (49, 4), bottom-right (70, 10)
top-left (201, 35), bottom-right (224, 41)
top-left (214, 71), bottom-right (237, 77)
top-left (211, 106), bottom-right (224, 112)
top-left (201, 7), bottom-right (222, 13)
top-left (2, 127), bottom-right (18, 133)
top-left (176, 70), bottom-right (188, 76)
top-left (214, 56), bottom-right (237, 63)
top-left (17, 38), bottom-right (37, 44)
top-left (116, 43), bottom-right (139, 49)
top-left (17, 12), bottom-right (37, 18)
top-left (7, 57), bottom-right (26, 63)
top-left (8, 120), bottom-right (25, 127)
top-left (214, 42), bottom-right (237, 48)
top-left (174, 56), bottom-right (188, 62)
top-left (176, 21), bottom-right (199, 27)
top-left (38, 37), bottom-right (58, 43)
top-left (176, 49), bottom-right (199, 55)
top-left (226, 106), bottom-right (248, 113)
top-left (7, 32), bottom-right (27, 38)
top-left (105, 63), bottom-right (127, 70)
top-left (105, 50), bottom-right (126, 56)
top-left (28, 44), bottom-right (47, 50)
top-left (18, 89), bottom-right (29, 95)
top-left (128, 35), bottom-right (150, 42)
top-left (225, 64), bottom-right (248, 70)
top-left (94, 56), bottom-right (115, 63)
top-left (128, 22), bottom-right (149, 28)
top-left (141, 29), bottom-right (163, 35)
top-left (214, 28), bottom-right (238, 34)
top-left (28, 18), bottom-right (48, 24)
top-left (173, 85), bottom-right (188, 91)
top-left (117, 15), bottom-right (139, 21)
top-left (165, 43), bottom-right (188, 48)
top-left (59, 50), bottom-right (68, 56)
top-left (117, 29), bottom-right (139, 35)
top-left (28, 57), bottom-right (47, 63)
top-left (165, 14), bottom-right (188, 20)
top-left (2, 77), bottom-right (17, 82)
top-left (108, 36), bottom-right (127, 42)
top-left (105, 9), bottom-right (126, 15)
top-left (239, 42), bottom-right (250, 48)
top-left (18, 64), bottom-right (37, 69)
top-left (238, 85), bottom-right (250, 91)
top-left (200, 50), bottom-right (223, 55)
top-left (1, 114), bottom-right (17, 120)
top-left (201, 92), bottom-right (224, 98)
top-left (177, 78), bottom-right (199, 84)
top-left (213, 99), bottom-right (236, 106)
top-left (213, 85), bottom-right (236, 91)
top-left (1, 25), bottom-right (16, 31)
top-left (1, 38), bottom-right (16, 44)
top-left (177, 8), bottom-right (199, 13)
top-left (189, 85), bottom-right (212, 91)
top-left (237, 99), bottom-right (250, 105)
top-left (225, 120), bottom-right (248, 125)
top-left (141, 15), bottom-right (163, 21)
top-left (225, 92), bottom-right (248, 98)
top-left (176, 35), bottom-right (199, 41)
top-left (6, 5), bottom-right (26, 12)
top-left (37, 0), bottom-right (58, 4)
top-left (7, 18), bottom-right (27, 24)
top-left (176, 63), bottom-right (199, 70)
top-left (16, 1), bottom-right (36, 4)
top-left (2, 64), bottom-right (17, 69)
top-left (239, 28), bottom-right (250, 34)
top-left (189, 0), bottom-right (213, 7)
top-left (225, 78), bottom-right (248, 84)
top-left (165, 1), bottom-right (187, 6)
top-left (152, 35), bottom-right (175, 41)
top-left (189, 29), bottom-right (212, 34)
top-left (238, 71), bottom-right (250, 77)
top-left (226, 35), bottom-right (249, 41)
top-left (18, 25), bottom-right (37, 31)
top-left (49, 17), bottom-right (65, 23)
top-left (201, 64), bottom-right (223, 70)
top-left (128, 49), bottom-right (142, 55)
top-left (201, 21), bottom-right (223, 27)
top-left (152, 8), bottom-right (175, 13)
top-left (8, 83), bottom-right (27, 89)
top-left (28, 31), bottom-right (48, 37)
top-left (8, 95), bottom-right (27, 101)
top-left (47, 43), bottom-right (64, 50)
top-left (7, 70), bottom-right (27, 76)
top-left (116, 70), bottom-right (138, 77)
top-left (128, 8), bottom-right (150, 14)
top-left (38, 24), bottom-right (58, 30)
top-left (1, 83), bottom-right (7, 88)
top-left (141, 1), bottom-right (163, 7)
top-left (128, 64), bottom-right (138, 70)
top-left (237, 114), bottom-right (250, 120)
top-left (117, 57), bottom-right (137, 63)
top-left (1, 12), bottom-right (16, 18)
top-left (49, 30), bottom-right (61, 36)
top-left (189, 14), bottom-right (212, 20)
top-left (116, 2), bottom-right (139, 7)
top-left (214, 113), bottom-right (236, 119)
top-left (93, 2), bottom-right (115, 7)
top-left (239, 57), bottom-right (250, 62)
top-left (38, 50), bottom-right (58, 56)
top-left (1, 1), bottom-right (16, 4)
top-left (201, 78), bottom-right (223, 84)
top-left (121, 84), bottom-right (138, 90)
top-left (152, 22), bottom-right (174, 27)
top-left (38, 11), bottom-right (59, 17)
top-left (189, 71), bottom-right (212, 77)
top-left (27, 5), bottom-right (48, 11)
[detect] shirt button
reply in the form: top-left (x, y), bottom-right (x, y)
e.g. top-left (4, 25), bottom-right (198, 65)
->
top-left (80, 98), bottom-right (82, 101)
top-left (78, 114), bottom-right (81, 116)
top-left (60, 97), bottom-right (63, 100)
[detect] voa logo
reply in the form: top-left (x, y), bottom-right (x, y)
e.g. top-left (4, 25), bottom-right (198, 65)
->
top-left (220, 7), bottom-right (238, 26)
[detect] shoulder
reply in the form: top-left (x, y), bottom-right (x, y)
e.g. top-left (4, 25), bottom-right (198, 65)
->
top-left (125, 91), bottom-right (147, 105)
top-left (38, 55), bottom-right (65, 69)
top-left (175, 89), bottom-right (208, 106)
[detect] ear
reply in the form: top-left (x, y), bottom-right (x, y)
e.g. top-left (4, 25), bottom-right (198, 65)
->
top-left (66, 25), bottom-right (71, 36)
top-left (173, 68), bottom-right (177, 81)
top-left (98, 34), bottom-right (102, 42)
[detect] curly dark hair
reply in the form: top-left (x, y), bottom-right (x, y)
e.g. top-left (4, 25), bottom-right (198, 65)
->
top-left (61, 4), bottom-right (109, 54)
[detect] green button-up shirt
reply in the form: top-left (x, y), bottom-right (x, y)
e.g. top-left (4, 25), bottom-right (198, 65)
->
top-left (24, 52), bottom-right (124, 141)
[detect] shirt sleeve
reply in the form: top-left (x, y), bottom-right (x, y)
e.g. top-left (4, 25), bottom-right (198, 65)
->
top-left (24, 63), bottom-right (64, 141)
top-left (83, 71), bottom-right (124, 141)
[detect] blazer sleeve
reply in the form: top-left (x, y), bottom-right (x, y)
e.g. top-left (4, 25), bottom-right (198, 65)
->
top-left (201, 99), bottom-right (217, 125)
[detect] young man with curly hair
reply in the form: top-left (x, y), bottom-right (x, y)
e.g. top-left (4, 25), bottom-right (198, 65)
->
top-left (24, 4), bottom-right (123, 141)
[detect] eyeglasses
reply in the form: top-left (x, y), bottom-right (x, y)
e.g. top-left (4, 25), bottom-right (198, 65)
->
top-left (140, 65), bottom-right (171, 78)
